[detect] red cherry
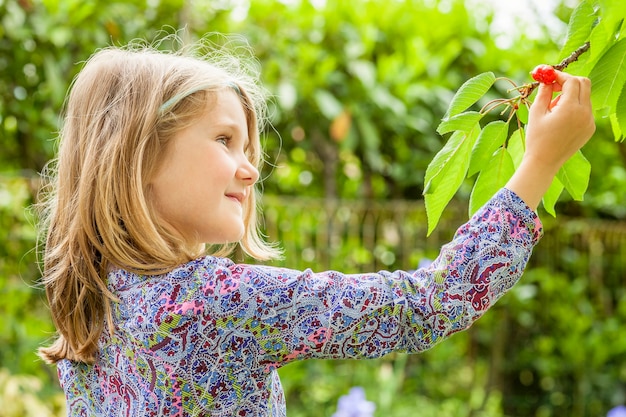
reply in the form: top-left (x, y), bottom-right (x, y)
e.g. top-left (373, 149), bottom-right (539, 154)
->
top-left (531, 64), bottom-right (557, 84)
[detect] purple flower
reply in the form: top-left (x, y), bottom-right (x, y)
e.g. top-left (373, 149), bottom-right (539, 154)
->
top-left (608, 406), bottom-right (626, 417)
top-left (332, 387), bottom-right (376, 417)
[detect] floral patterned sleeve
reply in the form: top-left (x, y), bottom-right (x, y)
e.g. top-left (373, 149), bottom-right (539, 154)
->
top-left (213, 187), bottom-right (542, 367)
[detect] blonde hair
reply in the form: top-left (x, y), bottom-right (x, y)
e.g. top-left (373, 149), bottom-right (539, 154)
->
top-left (38, 36), bottom-right (280, 365)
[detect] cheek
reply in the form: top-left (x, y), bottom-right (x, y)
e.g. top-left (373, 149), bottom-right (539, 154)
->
top-left (145, 184), bottom-right (178, 234)
top-left (208, 157), bottom-right (238, 183)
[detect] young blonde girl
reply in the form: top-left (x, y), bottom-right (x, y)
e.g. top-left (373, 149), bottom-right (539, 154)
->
top-left (39, 37), bottom-right (595, 416)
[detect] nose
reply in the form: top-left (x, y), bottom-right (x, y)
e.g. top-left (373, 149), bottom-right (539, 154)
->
top-left (237, 156), bottom-right (260, 185)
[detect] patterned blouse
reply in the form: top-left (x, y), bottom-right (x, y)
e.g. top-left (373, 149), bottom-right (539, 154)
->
top-left (58, 188), bottom-right (542, 416)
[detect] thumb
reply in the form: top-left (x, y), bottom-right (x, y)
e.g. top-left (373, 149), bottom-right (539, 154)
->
top-left (532, 82), bottom-right (555, 113)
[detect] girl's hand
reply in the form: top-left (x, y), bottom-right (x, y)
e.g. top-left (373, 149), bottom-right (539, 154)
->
top-left (505, 70), bottom-right (596, 210)
top-left (524, 70), bottom-right (596, 173)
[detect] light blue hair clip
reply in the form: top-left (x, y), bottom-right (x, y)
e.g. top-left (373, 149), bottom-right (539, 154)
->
top-left (227, 81), bottom-right (242, 97)
top-left (158, 86), bottom-right (208, 115)
top-left (158, 82), bottom-right (242, 115)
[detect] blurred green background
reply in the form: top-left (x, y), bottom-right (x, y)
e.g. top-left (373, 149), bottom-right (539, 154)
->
top-left (1, 0), bottom-right (626, 416)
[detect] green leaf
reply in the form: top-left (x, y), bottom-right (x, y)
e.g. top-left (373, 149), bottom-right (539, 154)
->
top-left (610, 113), bottom-right (625, 142)
top-left (556, 151), bottom-right (591, 201)
top-left (436, 111), bottom-right (483, 135)
top-left (469, 147), bottom-right (515, 217)
top-left (423, 129), bottom-right (462, 195)
top-left (589, 38), bottom-right (626, 114)
top-left (506, 128), bottom-right (525, 168)
top-left (541, 177), bottom-right (564, 217)
top-left (558, 1), bottom-right (596, 63)
top-left (468, 120), bottom-right (508, 177)
top-left (586, 23), bottom-right (611, 71)
top-left (424, 124), bottom-right (480, 194)
top-left (590, 0), bottom-right (626, 55)
top-left (443, 72), bottom-right (495, 119)
top-left (516, 101), bottom-right (529, 125)
top-left (424, 127), bottom-right (480, 235)
top-left (615, 84), bottom-right (626, 140)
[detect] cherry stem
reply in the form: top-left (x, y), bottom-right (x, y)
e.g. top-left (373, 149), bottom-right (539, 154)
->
top-left (480, 42), bottom-right (591, 121)
top-left (521, 41), bottom-right (591, 99)
top-left (480, 98), bottom-right (509, 115)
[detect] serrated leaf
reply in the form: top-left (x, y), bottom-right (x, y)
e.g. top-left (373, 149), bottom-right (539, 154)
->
top-left (598, 2), bottom-right (626, 48)
top-left (559, 1), bottom-right (596, 63)
top-left (584, 25), bottom-right (610, 73)
top-left (443, 72), bottom-right (495, 119)
top-left (436, 111), bottom-right (483, 135)
top-left (541, 177), bottom-right (564, 217)
top-left (556, 151), bottom-right (591, 201)
top-left (589, 38), bottom-right (626, 114)
top-left (425, 124), bottom-right (481, 193)
top-left (468, 120), bottom-right (508, 177)
top-left (424, 135), bottom-right (457, 195)
top-left (424, 128), bottom-right (480, 235)
top-left (469, 147), bottom-right (515, 217)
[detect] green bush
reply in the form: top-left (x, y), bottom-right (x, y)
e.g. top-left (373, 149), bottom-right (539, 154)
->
top-left (2, 1), bottom-right (626, 416)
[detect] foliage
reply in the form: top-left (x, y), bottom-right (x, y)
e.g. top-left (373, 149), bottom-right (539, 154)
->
top-left (0, 368), bottom-right (65, 417)
top-left (261, 195), bottom-right (626, 417)
top-left (1, 0), bottom-right (626, 416)
top-left (0, 176), bottom-right (50, 376)
top-left (424, 0), bottom-right (626, 234)
top-left (221, 0), bottom-right (486, 200)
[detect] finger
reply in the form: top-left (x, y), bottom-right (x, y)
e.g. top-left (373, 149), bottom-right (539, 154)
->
top-left (555, 71), bottom-right (581, 103)
top-left (532, 82), bottom-right (555, 113)
top-left (554, 69), bottom-right (572, 85)
top-left (549, 94), bottom-right (562, 110)
top-left (577, 76), bottom-right (592, 105)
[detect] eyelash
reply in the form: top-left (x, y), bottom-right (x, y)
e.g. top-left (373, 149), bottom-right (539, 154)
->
top-left (216, 135), bottom-right (232, 146)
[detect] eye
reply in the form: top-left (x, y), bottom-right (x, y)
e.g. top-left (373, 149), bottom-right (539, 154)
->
top-left (216, 135), bottom-right (232, 146)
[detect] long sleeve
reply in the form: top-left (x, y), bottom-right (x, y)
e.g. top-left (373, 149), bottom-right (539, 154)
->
top-left (219, 188), bottom-right (542, 367)
top-left (58, 187), bottom-right (542, 417)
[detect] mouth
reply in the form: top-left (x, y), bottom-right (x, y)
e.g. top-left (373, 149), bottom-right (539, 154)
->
top-left (225, 192), bottom-right (245, 204)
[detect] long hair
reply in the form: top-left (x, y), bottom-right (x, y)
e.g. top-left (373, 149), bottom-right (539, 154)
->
top-left (38, 36), bottom-right (281, 365)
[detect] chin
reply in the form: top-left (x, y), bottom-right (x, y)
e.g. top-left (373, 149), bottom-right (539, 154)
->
top-left (232, 231), bottom-right (245, 243)
top-left (211, 229), bottom-right (245, 245)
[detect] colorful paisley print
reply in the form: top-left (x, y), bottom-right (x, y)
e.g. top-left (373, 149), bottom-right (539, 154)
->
top-left (58, 188), bottom-right (542, 416)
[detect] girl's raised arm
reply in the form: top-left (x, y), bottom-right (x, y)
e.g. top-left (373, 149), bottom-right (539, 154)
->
top-left (505, 71), bottom-right (595, 210)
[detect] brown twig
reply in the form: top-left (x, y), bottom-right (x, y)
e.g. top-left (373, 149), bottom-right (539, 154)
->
top-left (479, 42), bottom-right (592, 119)
top-left (520, 41), bottom-right (591, 99)
top-left (554, 41), bottom-right (591, 71)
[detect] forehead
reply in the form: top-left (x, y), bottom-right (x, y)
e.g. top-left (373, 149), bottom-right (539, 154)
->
top-left (199, 89), bottom-right (247, 127)
top-left (194, 89), bottom-right (255, 150)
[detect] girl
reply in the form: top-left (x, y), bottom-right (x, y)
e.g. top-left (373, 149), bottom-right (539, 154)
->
top-left (38, 38), bottom-right (595, 417)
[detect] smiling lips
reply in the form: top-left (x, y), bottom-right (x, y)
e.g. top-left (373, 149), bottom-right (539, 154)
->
top-left (226, 192), bottom-right (245, 204)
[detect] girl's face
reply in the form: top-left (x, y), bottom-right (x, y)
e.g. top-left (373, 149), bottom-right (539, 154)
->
top-left (150, 89), bottom-right (259, 247)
